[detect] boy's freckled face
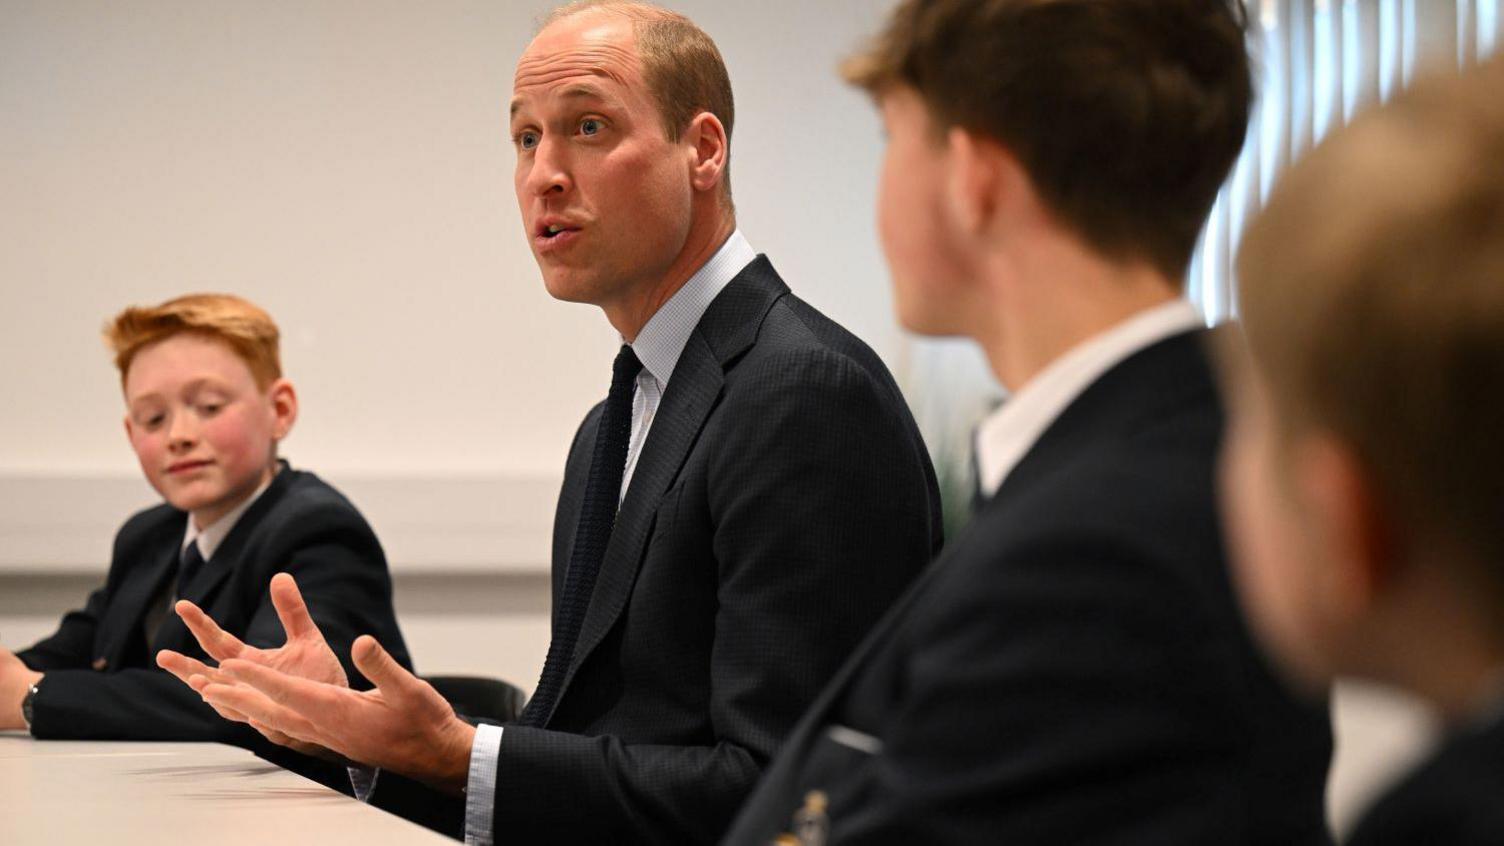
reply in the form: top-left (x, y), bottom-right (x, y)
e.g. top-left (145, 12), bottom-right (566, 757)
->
top-left (123, 334), bottom-right (282, 529)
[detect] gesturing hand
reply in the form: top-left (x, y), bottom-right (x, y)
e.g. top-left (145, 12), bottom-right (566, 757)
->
top-left (156, 572), bottom-right (348, 758)
top-left (202, 635), bottom-right (476, 795)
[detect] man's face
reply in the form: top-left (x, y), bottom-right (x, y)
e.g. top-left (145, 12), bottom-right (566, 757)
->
top-left (123, 334), bottom-right (283, 529)
top-left (875, 87), bottom-right (975, 337)
top-left (510, 12), bottom-right (694, 310)
top-left (1220, 358), bottom-right (1341, 693)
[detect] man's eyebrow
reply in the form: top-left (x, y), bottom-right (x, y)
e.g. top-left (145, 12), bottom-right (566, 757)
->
top-left (510, 84), bottom-right (619, 120)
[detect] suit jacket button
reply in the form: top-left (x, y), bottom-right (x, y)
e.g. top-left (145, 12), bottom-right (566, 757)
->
top-left (92, 657), bottom-right (108, 671)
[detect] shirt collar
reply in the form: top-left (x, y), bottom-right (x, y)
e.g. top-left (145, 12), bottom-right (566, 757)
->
top-left (975, 299), bottom-right (1204, 497)
top-left (182, 468), bottom-right (278, 561)
top-left (630, 228), bottom-right (756, 387)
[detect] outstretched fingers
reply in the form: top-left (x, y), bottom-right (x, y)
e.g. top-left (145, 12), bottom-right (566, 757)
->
top-left (174, 600), bottom-right (251, 663)
top-left (156, 649), bottom-right (218, 687)
top-left (200, 674), bottom-right (325, 747)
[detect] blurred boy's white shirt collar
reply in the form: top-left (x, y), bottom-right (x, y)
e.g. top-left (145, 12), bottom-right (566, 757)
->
top-left (975, 299), bottom-right (1204, 498)
top-left (181, 467), bottom-right (278, 561)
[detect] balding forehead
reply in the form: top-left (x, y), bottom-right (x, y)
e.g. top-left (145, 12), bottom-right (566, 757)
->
top-left (512, 40), bottom-right (640, 115)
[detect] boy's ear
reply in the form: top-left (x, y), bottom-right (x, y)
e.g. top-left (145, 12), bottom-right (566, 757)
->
top-left (267, 379), bottom-right (298, 442)
top-left (944, 128), bottom-right (1022, 239)
top-left (122, 414), bottom-right (134, 442)
top-left (1295, 432), bottom-right (1397, 623)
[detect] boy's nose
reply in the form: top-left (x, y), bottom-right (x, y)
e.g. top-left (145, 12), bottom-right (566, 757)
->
top-left (167, 413), bottom-right (198, 448)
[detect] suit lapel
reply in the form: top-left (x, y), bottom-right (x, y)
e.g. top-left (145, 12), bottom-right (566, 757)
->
top-left (98, 520), bottom-right (181, 669)
top-left (554, 257), bottom-right (790, 705)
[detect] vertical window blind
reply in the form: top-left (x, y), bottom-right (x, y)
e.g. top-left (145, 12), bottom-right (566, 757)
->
top-left (1188, 0), bottom-right (1502, 322)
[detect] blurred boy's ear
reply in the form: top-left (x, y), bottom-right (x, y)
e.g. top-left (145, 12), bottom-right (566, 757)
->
top-left (267, 379), bottom-right (298, 441)
top-left (1295, 432), bottom-right (1398, 626)
top-left (945, 127), bottom-right (1030, 241)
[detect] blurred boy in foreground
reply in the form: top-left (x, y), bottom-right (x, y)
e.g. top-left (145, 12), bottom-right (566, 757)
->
top-left (1223, 59), bottom-right (1504, 844)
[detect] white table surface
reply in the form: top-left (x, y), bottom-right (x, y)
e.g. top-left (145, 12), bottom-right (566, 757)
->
top-left (0, 734), bottom-right (452, 843)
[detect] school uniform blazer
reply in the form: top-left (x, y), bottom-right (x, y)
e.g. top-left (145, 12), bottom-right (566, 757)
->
top-left (724, 330), bottom-right (1335, 845)
top-left (375, 257), bottom-right (942, 842)
top-left (1345, 710), bottom-right (1504, 845)
top-left (19, 465), bottom-right (412, 755)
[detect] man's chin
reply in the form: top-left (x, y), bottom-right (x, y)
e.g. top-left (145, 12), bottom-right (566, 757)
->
top-left (539, 271), bottom-right (604, 306)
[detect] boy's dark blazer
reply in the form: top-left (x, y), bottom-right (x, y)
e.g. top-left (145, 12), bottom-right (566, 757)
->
top-left (724, 329), bottom-right (1334, 845)
top-left (1346, 710), bottom-right (1504, 845)
top-left (19, 464), bottom-right (412, 757)
top-left (374, 256), bottom-right (942, 842)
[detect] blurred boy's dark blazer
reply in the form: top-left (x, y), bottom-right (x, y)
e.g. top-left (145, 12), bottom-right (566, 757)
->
top-left (1346, 710), bottom-right (1504, 845)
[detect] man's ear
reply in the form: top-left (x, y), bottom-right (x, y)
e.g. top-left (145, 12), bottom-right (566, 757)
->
top-left (267, 379), bottom-right (299, 442)
top-left (1295, 433), bottom-right (1398, 623)
top-left (684, 111), bottom-right (729, 195)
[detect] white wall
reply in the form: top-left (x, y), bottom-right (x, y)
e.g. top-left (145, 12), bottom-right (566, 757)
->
top-left (0, 0), bottom-right (901, 703)
top-left (0, 0), bottom-right (900, 481)
top-left (0, 1), bottom-right (1437, 836)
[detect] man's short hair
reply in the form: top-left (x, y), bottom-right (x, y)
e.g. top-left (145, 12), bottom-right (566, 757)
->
top-left (106, 293), bottom-right (282, 390)
top-left (1237, 58), bottom-right (1504, 569)
top-left (544, 1), bottom-right (735, 202)
top-left (844, 0), bottom-right (1252, 282)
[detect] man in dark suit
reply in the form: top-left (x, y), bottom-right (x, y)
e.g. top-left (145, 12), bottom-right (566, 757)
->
top-left (163, 2), bottom-right (941, 842)
top-left (726, 1), bottom-right (1333, 842)
top-left (0, 293), bottom-right (410, 789)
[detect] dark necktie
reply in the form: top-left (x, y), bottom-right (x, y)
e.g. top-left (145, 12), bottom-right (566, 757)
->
top-left (520, 344), bottom-right (642, 727)
top-left (177, 539), bottom-right (206, 600)
top-left (143, 539), bottom-right (206, 648)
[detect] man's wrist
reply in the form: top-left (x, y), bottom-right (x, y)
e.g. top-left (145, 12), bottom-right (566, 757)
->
top-left (436, 718), bottom-right (477, 796)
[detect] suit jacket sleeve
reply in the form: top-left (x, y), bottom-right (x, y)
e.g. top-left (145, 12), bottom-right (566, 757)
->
top-left (492, 348), bottom-right (938, 843)
top-left (27, 500), bottom-right (404, 746)
top-left (17, 586), bottom-right (109, 671)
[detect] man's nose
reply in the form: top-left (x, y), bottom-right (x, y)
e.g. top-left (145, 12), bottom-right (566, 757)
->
top-left (523, 137), bottom-right (572, 198)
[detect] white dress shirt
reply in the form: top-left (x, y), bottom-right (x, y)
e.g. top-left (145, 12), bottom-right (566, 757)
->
top-left (463, 229), bottom-right (757, 845)
top-left (178, 471), bottom-right (275, 579)
top-left (974, 299), bottom-right (1205, 498)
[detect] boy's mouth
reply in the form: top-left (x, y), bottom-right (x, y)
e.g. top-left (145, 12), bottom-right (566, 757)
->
top-left (167, 459), bottom-right (213, 475)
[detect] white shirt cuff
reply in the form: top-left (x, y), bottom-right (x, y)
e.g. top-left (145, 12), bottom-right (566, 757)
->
top-left (348, 765), bottom-right (379, 802)
top-left (464, 723), bottom-right (504, 846)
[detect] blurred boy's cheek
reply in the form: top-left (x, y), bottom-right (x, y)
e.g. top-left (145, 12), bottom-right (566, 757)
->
top-left (1221, 388), bottom-right (1336, 696)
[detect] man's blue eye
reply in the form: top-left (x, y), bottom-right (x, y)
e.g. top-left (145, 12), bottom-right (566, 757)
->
top-left (580, 119), bottom-right (602, 136)
top-left (518, 131), bottom-right (539, 150)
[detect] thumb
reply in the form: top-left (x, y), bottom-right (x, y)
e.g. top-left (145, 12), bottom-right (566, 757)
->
top-left (351, 635), bottom-right (418, 699)
top-left (269, 573), bottom-right (322, 643)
